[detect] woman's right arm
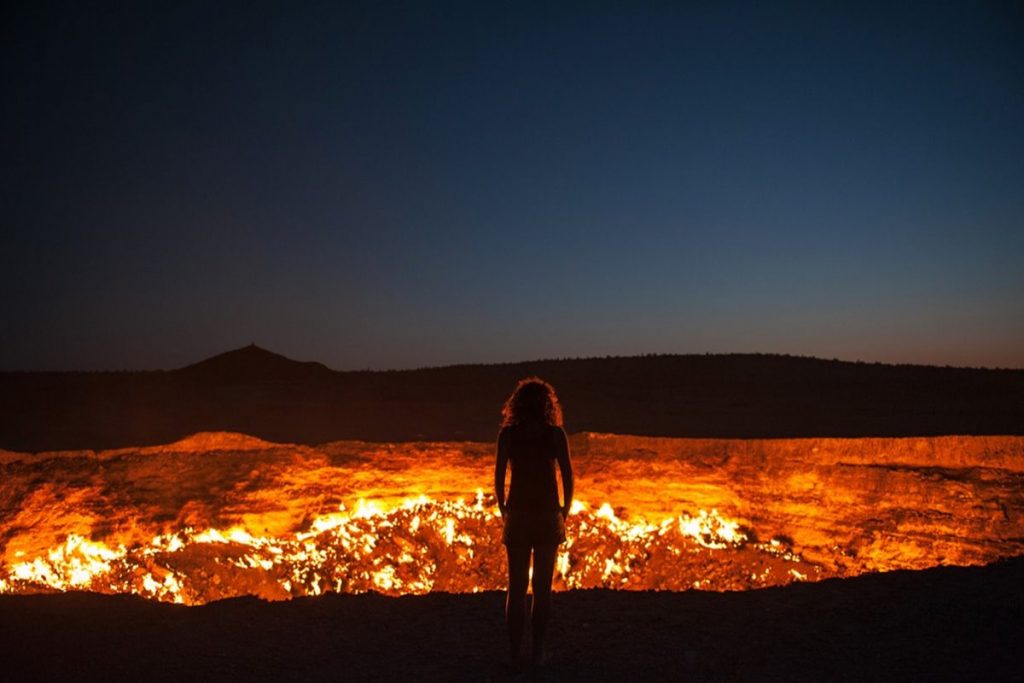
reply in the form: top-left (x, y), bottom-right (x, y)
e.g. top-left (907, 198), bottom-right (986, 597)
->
top-left (494, 427), bottom-right (510, 517)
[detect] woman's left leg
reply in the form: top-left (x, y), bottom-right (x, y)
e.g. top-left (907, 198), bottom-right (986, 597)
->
top-left (505, 543), bottom-right (531, 661)
top-left (530, 543), bottom-right (558, 664)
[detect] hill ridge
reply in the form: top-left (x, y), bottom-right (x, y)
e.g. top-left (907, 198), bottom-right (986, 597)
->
top-left (179, 346), bottom-right (1020, 375)
top-left (1, 347), bottom-right (1022, 450)
top-left (178, 344), bottom-right (331, 381)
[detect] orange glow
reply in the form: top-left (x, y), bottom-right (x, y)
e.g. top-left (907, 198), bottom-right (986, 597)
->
top-left (0, 494), bottom-right (795, 604)
top-left (1, 432), bottom-right (1021, 605)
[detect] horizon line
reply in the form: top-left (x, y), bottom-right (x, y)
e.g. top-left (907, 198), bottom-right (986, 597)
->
top-left (3, 345), bottom-right (1022, 375)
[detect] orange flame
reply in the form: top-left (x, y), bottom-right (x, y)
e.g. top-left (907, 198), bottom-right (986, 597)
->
top-left (3, 431), bottom-right (1021, 604)
top-left (0, 492), bottom-right (811, 605)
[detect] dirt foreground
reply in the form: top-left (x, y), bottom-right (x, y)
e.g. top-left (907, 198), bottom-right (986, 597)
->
top-left (1, 557), bottom-right (1021, 682)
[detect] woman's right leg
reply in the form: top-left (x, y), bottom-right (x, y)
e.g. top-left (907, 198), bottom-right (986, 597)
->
top-left (505, 543), bottom-right (531, 660)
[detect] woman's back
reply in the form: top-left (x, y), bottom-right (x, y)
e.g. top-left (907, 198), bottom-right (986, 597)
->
top-left (494, 377), bottom-right (574, 668)
top-left (504, 422), bottom-right (560, 512)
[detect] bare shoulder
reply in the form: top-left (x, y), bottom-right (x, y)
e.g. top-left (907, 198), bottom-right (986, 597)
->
top-left (497, 425), bottom-right (513, 446)
top-left (550, 424), bottom-right (568, 445)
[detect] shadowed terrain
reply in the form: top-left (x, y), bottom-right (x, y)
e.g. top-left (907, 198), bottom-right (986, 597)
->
top-left (2, 345), bottom-right (1023, 451)
top-left (1, 557), bottom-right (1021, 682)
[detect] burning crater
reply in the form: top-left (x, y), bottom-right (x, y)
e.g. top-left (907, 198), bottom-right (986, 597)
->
top-left (1, 432), bottom-right (1022, 604)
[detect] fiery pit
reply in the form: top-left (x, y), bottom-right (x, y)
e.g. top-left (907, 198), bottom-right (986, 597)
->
top-left (1, 432), bottom-right (1022, 604)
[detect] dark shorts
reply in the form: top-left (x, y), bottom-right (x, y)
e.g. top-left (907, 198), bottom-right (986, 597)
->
top-left (502, 508), bottom-right (566, 547)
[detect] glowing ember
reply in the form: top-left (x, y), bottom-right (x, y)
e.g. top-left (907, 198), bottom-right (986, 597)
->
top-left (1, 432), bottom-right (1022, 605)
top-left (0, 493), bottom-right (807, 604)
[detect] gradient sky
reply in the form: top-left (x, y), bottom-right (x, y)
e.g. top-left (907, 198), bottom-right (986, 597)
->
top-left (3, 1), bottom-right (1023, 371)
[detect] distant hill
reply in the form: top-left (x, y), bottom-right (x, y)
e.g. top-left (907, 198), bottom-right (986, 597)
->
top-left (1, 346), bottom-right (1023, 450)
top-left (179, 344), bottom-right (332, 381)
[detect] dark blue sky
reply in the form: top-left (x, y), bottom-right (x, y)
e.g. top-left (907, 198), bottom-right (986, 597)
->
top-left (3, 1), bottom-right (1023, 370)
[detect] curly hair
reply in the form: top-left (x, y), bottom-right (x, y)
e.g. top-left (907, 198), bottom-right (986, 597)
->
top-left (500, 376), bottom-right (564, 428)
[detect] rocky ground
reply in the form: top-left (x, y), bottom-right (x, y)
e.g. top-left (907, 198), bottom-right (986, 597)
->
top-left (1, 556), bottom-right (1021, 682)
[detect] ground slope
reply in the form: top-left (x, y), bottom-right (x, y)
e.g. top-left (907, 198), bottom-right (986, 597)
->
top-left (0, 557), bottom-right (1021, 682)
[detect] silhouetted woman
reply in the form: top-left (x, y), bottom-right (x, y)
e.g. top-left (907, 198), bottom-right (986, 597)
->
top-left (494, 377), bottom-right (574, 668)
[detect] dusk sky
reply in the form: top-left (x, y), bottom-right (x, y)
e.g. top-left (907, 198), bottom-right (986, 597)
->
top-left (3, 1), bottom-right (1022, 371)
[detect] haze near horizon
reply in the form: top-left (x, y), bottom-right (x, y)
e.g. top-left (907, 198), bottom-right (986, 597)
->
top-left (3, 1), bottom-right (1023, 371)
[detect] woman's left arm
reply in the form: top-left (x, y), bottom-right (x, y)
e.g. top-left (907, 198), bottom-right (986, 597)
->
top-left (555, 426), bottom-right (574, 517)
